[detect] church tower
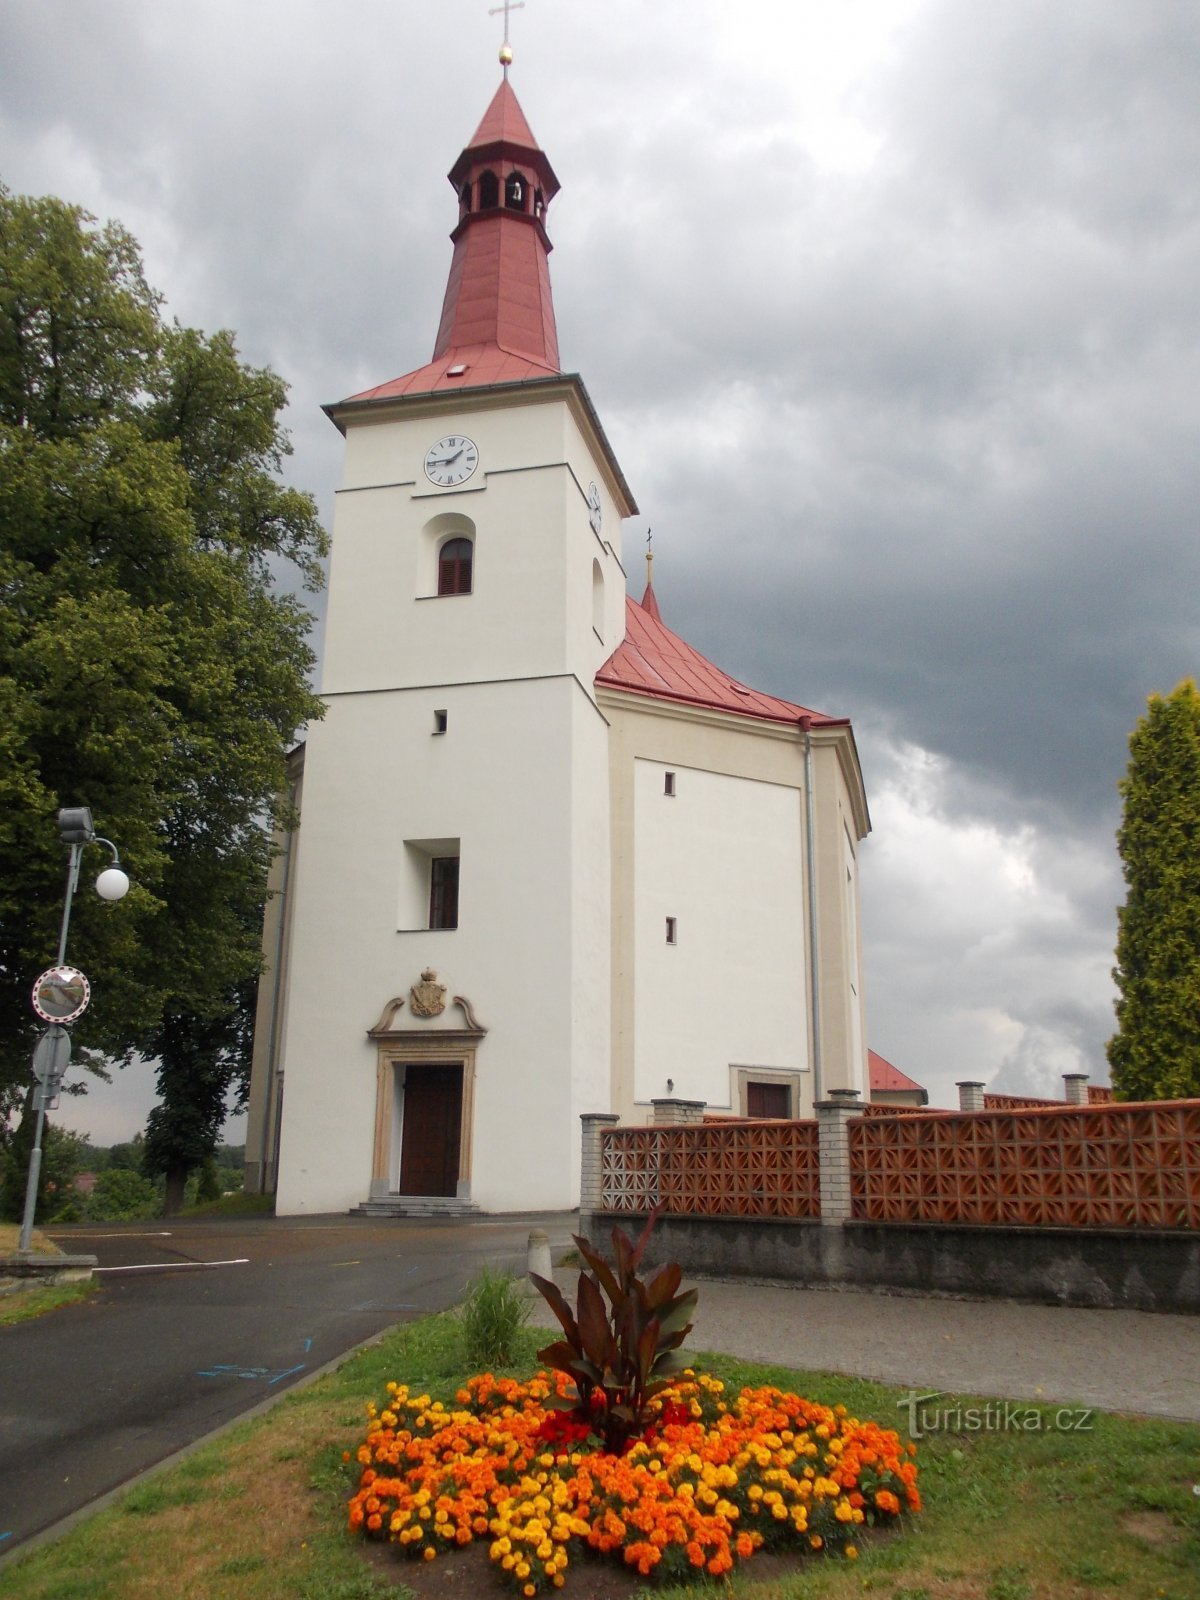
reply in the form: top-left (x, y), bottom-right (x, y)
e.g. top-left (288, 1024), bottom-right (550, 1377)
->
top-left (262, 69), bottom-right (636, 1214)
top-left (246, 53), bottom-right (873, 1215)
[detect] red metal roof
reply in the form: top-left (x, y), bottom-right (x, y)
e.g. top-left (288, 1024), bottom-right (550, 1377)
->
top-left (466, 79), bottom-right (540, 152)
top-left (868, 1050), bottom-right (927, 1097)
top-left (342, 79), bottom-right (560, 407)
top-left (343, 344), bottom-right (560, 405)
top-left (596, 586), bottom-right (844, 727)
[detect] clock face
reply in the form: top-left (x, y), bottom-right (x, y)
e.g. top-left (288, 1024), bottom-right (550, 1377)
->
top-left (424, 435), bottom-right (479, 487)
top-left (587, 481), bottom-right (603, 536)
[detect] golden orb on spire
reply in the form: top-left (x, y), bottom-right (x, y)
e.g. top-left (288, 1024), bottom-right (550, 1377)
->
top-left (499, 42), bottom-right (514, 65)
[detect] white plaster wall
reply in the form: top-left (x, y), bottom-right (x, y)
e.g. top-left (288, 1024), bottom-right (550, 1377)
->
top-left (809, 743), bottom-right (869, 1098)
top-left (630, 760), bottom-right (808, 1111)
top-left (323, 395), bottom-right (626, 699)
top-left (274, 672), bottom-right (611, 1215)
top-left (568, 690), bottom-right (613, 1196)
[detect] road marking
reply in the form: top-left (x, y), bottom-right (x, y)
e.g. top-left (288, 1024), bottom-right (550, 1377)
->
top-left (0, 1532), bottom-right (12, 1544)
top-left (331, 1259), bottom-right (361, 1266)
top-left (196, 1363), bottom-right (306, 1384)
top-left (50, 1231), bottom-right (173, 1239)
top-left (95, 1258), bottom-right (250, 1273)
top-left (302, 1337), bottom-right (313, 1352)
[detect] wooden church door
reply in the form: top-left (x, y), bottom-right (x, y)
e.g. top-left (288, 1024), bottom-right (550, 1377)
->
top-left (398, 1063), bottom-right (463, 1195)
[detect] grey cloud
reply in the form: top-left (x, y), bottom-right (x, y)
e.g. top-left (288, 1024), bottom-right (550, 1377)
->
top-left (5, 0), bottom-right (1195, 1121)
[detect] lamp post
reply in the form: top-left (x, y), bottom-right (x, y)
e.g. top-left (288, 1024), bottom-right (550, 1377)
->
top-left (18, 807), bottom-right (130, 1253)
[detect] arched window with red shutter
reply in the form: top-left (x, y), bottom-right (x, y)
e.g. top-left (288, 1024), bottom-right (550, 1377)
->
top-left (437, 536), bottom-right (473, 596)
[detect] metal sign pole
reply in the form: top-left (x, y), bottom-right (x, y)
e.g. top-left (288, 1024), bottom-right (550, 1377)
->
top-left (17, 1093), bottom-right (50, 1254)
top-left (18, 846), bottom-right (83, 1255)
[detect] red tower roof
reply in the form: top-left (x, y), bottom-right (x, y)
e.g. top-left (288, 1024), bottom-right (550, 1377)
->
top-left (597, 586), bottom-right (845, 728)
top-left (343, 79), bottom-right (561, 405)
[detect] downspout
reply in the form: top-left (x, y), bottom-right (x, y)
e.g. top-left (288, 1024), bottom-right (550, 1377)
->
top-left (258, 784), bottom-right (297, 1190)
top-left (800, 716), bottom-right (822, 1105)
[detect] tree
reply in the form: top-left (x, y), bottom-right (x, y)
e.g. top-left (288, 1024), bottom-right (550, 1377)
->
top-left (1107, 679), bottom-right (1200, 1101)
top-left (142, 978), bottom-right (256, 1214)
top-left (0, 186), bottom-right (326, 1194)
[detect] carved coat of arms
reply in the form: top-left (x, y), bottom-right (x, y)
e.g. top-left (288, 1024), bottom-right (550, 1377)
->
top-left (409, 967), bottom-right (447, 1018)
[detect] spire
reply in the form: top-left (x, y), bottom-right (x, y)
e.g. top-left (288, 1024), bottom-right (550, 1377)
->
top-left (431, 79), bottom-right (561, 372)
top-left (336, 73), bottom-right (575, 406)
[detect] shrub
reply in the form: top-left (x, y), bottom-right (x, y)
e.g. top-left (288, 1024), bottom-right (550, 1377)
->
top-left (531, 1206), bottom-right (697, 1456)
top-left (461, 1266), bottom-right (531, 1370)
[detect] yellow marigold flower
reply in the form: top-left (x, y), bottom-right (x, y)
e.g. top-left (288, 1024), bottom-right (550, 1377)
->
top-left (422, 1547), bottom-right (436, 1562)
top-left (846, 1544), bottom-right (859, 1559)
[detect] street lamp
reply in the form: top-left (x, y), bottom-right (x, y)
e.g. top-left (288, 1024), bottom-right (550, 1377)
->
top-left (18, 807), bottom-right (130, 1253)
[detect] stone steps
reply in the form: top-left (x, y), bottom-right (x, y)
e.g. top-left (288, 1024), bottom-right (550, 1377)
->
top-left (350, 1196), bottom-right (483, 1219)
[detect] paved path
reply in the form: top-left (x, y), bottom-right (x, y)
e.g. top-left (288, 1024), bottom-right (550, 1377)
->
top-left (2, 1216), bottom-right (1196, 1569)
top-left (533, 1274), bottom-right (1200, 1423)
top-left (0, 1211), bottom-right (577, 1558)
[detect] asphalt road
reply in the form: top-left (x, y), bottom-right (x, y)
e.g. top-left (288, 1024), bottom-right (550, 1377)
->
top-left (0, 1211), bottom-right (576, 1556)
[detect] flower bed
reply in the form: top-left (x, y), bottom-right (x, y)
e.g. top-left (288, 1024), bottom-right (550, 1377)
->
top-left (348, 1368), bottom-right (920, 1594)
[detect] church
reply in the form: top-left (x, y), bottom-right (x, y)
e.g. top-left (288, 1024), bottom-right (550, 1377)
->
top-left (244, 62), bottom-right (871, 1215)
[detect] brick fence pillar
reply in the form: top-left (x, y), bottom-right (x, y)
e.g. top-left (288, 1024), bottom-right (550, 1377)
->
top-left (651, 1097), bottom-right (706, 1126)
top-left (817, 1089), bottom-right (860, 1224)
top-left (957, 1081), bottom-right (986, 1111)
top-left (580, 1112), bottom-right (620, 1215)
top-left (1062, 1073), bottom-right (1089, 1105)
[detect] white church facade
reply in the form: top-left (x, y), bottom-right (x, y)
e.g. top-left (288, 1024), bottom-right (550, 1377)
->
top-left (244, 73), bottom-right (870, 1215)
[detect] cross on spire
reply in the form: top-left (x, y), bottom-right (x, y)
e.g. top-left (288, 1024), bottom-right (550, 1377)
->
top-left (489, 0), bottom-right (525, 76)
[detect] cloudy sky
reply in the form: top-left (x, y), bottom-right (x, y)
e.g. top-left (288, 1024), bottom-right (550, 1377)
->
top-left (4, 0), bottom-right (1198, 1144)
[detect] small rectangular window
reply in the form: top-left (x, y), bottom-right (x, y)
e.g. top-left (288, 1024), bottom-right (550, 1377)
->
top-left (430, 857), bottom-right (460, 930)
top-left (433, 709), bottom-right (448, 734)
top-left (665, 916), bottom-right (677, 945)
top-left (664, 771), bottom-right (676, 796)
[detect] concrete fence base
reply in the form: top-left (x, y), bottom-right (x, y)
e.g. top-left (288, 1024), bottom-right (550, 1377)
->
top-left (580, 1213), bottom-right (1200, 1314)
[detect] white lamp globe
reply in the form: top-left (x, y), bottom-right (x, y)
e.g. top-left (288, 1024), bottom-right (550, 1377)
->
top-left (95, 866), bottom-right (131, 902)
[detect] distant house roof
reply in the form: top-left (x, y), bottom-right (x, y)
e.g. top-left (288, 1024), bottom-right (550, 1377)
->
top-left (868, 1049), bottom-right (927, 1100)
top-left (597, 585), bottom-right (847, 728)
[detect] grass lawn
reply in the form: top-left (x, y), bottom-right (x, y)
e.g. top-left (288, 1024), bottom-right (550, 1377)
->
top-left (0, 1223), bottom-right (61, 1255)
top-left (0, 1222), bottom-right (96, 1325)
top-left (1, 1312), bottom-right (1197, 1600)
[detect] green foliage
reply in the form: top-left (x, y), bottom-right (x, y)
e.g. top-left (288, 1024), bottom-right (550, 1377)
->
top-left (87, 1167), bottom-right (160, 1220)
top-left (0, 184), bottom-right (327, 1185)
top-left (105, 1135), bottom-right (147, 1173)
top-left (531, 1206), bottom-right (698, 1455)
top-left (459, 1266), bottom-right (531, 1369)
top-left (0, 1118), bottom-right (91, 1223)
top-left (1107, 679), bottom-right (1200, 1100)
